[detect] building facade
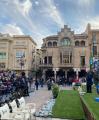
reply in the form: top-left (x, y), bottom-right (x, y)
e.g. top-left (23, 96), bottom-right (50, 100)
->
top-left (0, 34), bottom-right (37, 75)
top-left (40, 24), bottom-right (98, 80)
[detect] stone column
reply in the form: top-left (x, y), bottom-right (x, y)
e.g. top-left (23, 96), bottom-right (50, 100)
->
top-left (65, 70), bottom-right (67, 79)
top-left (76, 69), bottom-right (79, 79)
top-left (69, 51), bottom-right (70, 63)
top-left (62, 51), bottom-right (63, 64)
top-left (42, 69), bottom-right (46, 81)
top-left (54, 69), bottom-right (57, 82)
top-left (53, 68), bottom-right (59, 82)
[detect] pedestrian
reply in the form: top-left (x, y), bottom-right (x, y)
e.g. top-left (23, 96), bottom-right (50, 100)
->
top-left (20, 72), bottom-right (29, 96)
top-left (47, 78), bottom-right (51, 90)
top-left (35, 79), bottom-right (39, 90)
top-left (86, 71), bottom-right (93, 93)
top-left (40, 78), bottom-right (44, 87)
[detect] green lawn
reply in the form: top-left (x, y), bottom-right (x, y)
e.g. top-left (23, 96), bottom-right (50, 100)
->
top-left (52, 90), bottom-right (85, 119)
top-left (82, 92), bottom-right (99, 120)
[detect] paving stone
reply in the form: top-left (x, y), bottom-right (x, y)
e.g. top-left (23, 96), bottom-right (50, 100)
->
top-left (25, 85), bottom-right (72, 120)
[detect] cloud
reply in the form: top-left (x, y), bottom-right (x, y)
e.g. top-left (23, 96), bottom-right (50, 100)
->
top-left (41, 0), bottom-right (64, 27)
top-left (74, 15), bottom-right (99, 33)
top-left (83, 16), bottom-right (99, 29)
top-left (35, 1), bottom-right (39, 6)
top-left (0, 0), bottom-right (50, 46)
top-left (0, 24), bottom-right (24, 35)
top-left (14, 0), bottom-right (32, 16)
top-left (78, 0), bottom-right (95, 7)
top-left (0, 0), bottom-right (64, 47)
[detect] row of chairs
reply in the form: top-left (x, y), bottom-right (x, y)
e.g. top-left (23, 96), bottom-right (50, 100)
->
top-left (0, 97), bottom-right (36, 120)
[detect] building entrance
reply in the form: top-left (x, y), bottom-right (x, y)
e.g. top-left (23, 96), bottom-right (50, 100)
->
top-left (45, 69), bottom-right (54, 80)
top-left (78, 69), bottom-right (87, 78)
top-left (56, 69), bottom-right (65, 78)
top-left (67, 69), bottom-right (76, 80)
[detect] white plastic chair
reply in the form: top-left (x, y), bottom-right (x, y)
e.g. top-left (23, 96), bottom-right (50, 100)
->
top-left (81, 82), bottom-right (86, 86)
top-left (18, 97), bottom-right (36, 118)
top-left (10, 100), bottom-right (30, 120)
top-left (0, 104), bottom-right (12, 120)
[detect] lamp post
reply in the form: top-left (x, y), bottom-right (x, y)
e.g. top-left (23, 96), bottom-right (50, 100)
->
top-left (89, 33), bottom-right (96, 70)
top-left (17, 55), bottom-right (26, 71)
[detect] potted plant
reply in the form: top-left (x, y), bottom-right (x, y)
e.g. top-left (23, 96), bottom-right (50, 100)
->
top-left (52, 84), bottom-right (59, 98)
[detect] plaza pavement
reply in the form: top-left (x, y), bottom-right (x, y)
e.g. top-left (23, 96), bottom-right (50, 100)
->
top-left (25, 85), bottom-right (72, 120)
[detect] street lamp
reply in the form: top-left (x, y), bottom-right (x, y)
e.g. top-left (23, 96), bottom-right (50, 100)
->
top-left (17, 55), bottom-right (26, 71)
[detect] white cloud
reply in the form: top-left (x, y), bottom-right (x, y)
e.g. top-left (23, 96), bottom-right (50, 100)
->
top-left (0, 0), bottom-right (51, 47)
top-left (0, 24), bottom-right (24, 35)
top-left (83, 16), bottom-right (99, 29)
top-left (78, 0), bottom-right (95, 7)
top-left (42, 0), bottom-right (64, 27)
top-left (75, 15), bottom-right (99, 33)
top-left (0, 0), bottom-right (64, 47)
top-left (14, 0), bottom-right (32, 16)
top-left (35, 1), bottom-right (39, 6)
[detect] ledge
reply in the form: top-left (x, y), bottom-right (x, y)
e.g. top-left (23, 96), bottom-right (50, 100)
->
top-left (80, 96), bottom-right (96, 120)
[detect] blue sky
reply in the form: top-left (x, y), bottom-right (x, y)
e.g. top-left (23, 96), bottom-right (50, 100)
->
top-left (0, 0), bottom-right (99, 47)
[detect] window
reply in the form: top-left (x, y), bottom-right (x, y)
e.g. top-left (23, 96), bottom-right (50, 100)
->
top-left (16, 51), bottom-right (25, 58)
top-left (44, 57), bottom-right (47, 64)
top-left (48, 56), bottom-right (52, 64)
top-left (63, 54), bottom-right (69, 63)
top-left (92, 33), bottom-right (96, 44)
top-left (53, 42), bottom-right (57, 47)
top-left (60, 52), bottom-right (62, 63)
top-left (70, 53), bottom-right (72, 63)
top-left (0, 52), bottom-right (6, 59)
top-left (61, 38), bottom-right (71, 46)
top-left (81, 56), bottom-right (85, 66)
top-left (93, 46), bottom-right (97, 56)
top-left (81, 41), bottom-right (85, 46)
top-left (48, 42), bottom-right (52, 47)
top-left (0, 63), bottom-right (6, 68)
top-left (75, 41), bottom-right (79, 46)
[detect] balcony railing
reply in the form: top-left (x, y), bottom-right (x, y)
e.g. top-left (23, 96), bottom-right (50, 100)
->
top-left (39, 63), bottom-right (53, 67)
top-left (59, 63), bottom-right (73, 67)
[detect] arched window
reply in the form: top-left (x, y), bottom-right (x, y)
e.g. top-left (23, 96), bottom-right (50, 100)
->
top-left (48, 42), bottom-right (52, 47)
top-left (53, 42), bottom-right (57, 47)
top-left (61, 38), bottom-right (71, 46)
top-left (81, 41), bottom-right (85, 46)
top-left (75, 41), bottom-right (79, 46)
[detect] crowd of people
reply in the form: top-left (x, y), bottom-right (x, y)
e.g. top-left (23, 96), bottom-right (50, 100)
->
top-left (0, 69), bottom-right (97, 106)
top-left (0, 70), bottom-right (31, 105)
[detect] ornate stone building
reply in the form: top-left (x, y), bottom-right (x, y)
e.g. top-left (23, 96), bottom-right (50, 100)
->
top-left (40, 24), bottom-right (98, 80)
top-left (0, 34), bottom-right (37, 75)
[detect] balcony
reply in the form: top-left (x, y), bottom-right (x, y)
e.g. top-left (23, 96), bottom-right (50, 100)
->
top-left (59, 63), bottom-right (73, 68)
top-left (41, 47), bottom-right (47, 51)
top-left (39, 63), bottom-right (53, 68)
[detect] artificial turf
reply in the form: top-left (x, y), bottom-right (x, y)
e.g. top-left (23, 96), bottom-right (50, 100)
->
top-left (52, 90), bottom-right (85, 119)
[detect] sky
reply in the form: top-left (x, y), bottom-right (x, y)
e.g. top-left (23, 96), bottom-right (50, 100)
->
top-left (0, 0), bottom-right (99, 48)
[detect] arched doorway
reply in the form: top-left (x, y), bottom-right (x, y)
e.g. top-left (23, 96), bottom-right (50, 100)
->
top-left (78, 69), bottom-right (87, 78)
top-left (67, 68), bottom-right (76, 79)
top-left (45, 69), bottom-right (54, 80)
top-left (56, 69), bottom-right (65, 78)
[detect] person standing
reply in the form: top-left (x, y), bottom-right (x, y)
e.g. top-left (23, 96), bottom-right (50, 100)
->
top-left (40, 78), bottom-right (44, 87)
top-left (20, 72), bottom-right (29, 96)
top-left (35, 79), bottom-right (39, 90)
top-left (86, 71), bottom-right (93, 93)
